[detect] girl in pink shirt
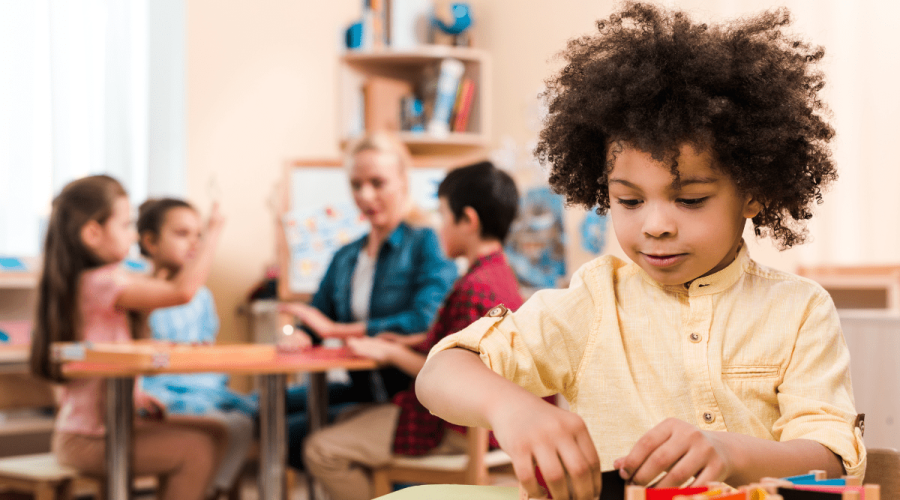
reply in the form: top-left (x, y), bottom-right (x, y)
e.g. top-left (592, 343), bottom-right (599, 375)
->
top-left (30, 175), bottom-right (227, 500)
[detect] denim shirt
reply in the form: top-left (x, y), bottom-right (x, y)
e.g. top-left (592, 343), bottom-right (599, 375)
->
top-left (311, 222), bottom-right (457, 336)
top-left (310, 222), bottom-right (458, 400)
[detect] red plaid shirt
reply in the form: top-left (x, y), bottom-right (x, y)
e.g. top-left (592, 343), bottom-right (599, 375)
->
top-left (391, 251), bottom-right (524, 455)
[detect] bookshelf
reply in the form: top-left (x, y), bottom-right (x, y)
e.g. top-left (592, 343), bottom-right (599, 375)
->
top-left (339, 45), bottom-right (491, 163)
top-left (0, 259), bottom-right (54, 459)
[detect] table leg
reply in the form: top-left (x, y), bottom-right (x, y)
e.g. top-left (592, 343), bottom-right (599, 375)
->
top-left (307, 372), bottom-right (328, 431)
top-left (106, 377), bottom-right (134, 500)
top-left (305, 372), bottom-right (329, 500)
top-left (258, 373), bottom-right (287, 500)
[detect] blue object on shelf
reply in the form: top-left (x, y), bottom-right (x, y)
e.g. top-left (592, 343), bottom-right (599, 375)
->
top-left (0, 330), bottom-right (9, 343)
top-left (0, 256), bottom-right (27, 271)
top-left (432, 2), bottom-right (472, 35)
top-left (346, 21), bottom-right (363, 49)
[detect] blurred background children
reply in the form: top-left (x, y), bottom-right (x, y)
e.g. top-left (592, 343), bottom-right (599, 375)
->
top-left (137, 197), bottom-right (256, 499)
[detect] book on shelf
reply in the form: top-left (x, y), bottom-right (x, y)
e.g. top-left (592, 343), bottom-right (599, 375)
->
top-left (452, 77), bottom-right (476, 132)
top-left (363, 75), bottom-right (414, 132)
top-left (426, 57), bottom-right (465, 136)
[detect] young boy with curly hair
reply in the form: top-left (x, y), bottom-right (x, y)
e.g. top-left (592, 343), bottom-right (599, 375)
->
top-left (416, 4), bottom-right (865, 499)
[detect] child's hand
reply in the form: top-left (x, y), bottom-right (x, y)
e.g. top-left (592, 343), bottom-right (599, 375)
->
top-left (278, 302), bottom-right (337, 337)
top-left (205, 202), bottom-right (226, 233)
top-left (489, 395), bottom-right (602, 500)
top-left (346, 336), bottom-right (396, 363)
top-left (377, 331), bottom-right (427, 347)
top-left (613, 418), bottom-right (731, 488)
top-left (134, 392), bottom-right (166, 421)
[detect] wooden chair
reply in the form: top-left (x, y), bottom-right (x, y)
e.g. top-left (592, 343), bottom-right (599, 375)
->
top-left (865, 448), bottom-right (900, 499)
top-left (371, 427), bottom-right (513, 497)
top-left (0, 365), bottom-right (163, 500)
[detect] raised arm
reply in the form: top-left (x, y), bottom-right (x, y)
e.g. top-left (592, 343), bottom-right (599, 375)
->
top-left (116, 204), bottom-right (224, 312)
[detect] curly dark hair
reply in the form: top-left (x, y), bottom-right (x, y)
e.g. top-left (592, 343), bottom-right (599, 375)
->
top-left (534, 2), bottom-right (836, 249)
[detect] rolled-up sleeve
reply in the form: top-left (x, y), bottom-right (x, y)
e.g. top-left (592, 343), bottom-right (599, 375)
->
top-left (773, 291), bottom-right (866, 477)
top-left (428, 263), bottom-right (600, 400)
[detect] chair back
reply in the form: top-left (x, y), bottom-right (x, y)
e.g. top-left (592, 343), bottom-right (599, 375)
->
top-left (866, 448), bottom-right (900, 499)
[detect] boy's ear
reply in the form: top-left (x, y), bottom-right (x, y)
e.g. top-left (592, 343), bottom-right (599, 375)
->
top-left (743, 197), bottom-right (763, 219)
top-left (80, 220), bottom-right (103, 251)
top-left (461, 206), bottom-right (481, 234)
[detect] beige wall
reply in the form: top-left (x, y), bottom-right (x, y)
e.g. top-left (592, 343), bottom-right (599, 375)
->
top-left (186, 1), bottom-right (900, 362)
top-left (186, 2), bottom-right (357, 353)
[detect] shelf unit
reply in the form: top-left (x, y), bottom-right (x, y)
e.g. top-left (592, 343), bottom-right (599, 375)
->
top-left (0, 261), bottom-right (54, 459)
top-left (339, 45), bottom-right (491, 161)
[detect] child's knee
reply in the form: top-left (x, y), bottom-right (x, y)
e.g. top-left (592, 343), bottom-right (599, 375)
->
top-left (303, 430), bottom-right (337, 472)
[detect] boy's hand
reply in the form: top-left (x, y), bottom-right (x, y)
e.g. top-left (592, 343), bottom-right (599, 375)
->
top-left (613, 418), bottom-right (731, 488)
top-left (347, 336), bottom-right (396, 363)
top-left (489, 395), bottom-right (602, 500)
top-left (377, 331), bottom-right (427, 347)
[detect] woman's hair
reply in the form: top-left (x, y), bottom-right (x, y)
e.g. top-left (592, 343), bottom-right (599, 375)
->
top-left (534, 2), bottom-right (836, 249)
top-left (347, 132), bottom-right (414, 177)
top-left (31, 175), bottom-right (127, 381)
top-left (136, 198), bottom-right (195, 257)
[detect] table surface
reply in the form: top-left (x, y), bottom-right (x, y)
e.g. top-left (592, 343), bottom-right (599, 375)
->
top-left (60, 344), bottom-right (378, 377)
top-left (375, 485), bottom-right (520, 500)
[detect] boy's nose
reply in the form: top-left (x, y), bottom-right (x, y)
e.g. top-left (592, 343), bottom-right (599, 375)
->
top-left (642, 204), bottom-right (676, 238)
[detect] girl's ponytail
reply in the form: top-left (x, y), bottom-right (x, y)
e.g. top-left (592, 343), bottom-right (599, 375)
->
top-left (30, 175), bottom-right (126, 381)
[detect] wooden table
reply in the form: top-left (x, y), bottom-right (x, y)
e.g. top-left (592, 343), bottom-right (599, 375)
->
top-left (61, 345), bottom-right (376, 500)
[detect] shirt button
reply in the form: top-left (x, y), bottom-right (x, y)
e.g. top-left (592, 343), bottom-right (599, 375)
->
top-left (703, 412), bottom-right (715, 423)
top-left (689, 333), bottom-right (701, 342)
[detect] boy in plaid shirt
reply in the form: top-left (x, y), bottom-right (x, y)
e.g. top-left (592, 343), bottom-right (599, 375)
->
top-left (303, 161), bottom-right (524, 500)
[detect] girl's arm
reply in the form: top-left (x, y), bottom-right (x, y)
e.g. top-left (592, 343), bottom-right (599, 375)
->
top-left (116, 205), bottom-right (224, 312)
top-left (417, 348), bottom-right (603, 500)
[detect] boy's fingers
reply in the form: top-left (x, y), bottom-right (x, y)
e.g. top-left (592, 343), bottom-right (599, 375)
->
top-left (575, 433), bottom-right (604, 496)
top-left (652, 448), bottom-right (701, 488)
top-left (510, 453), bottom-right (544, 499)
top-left (557, 441), bottom-right (599, 500)
top-left (690, 464), bottom-right (722, 488)
top-left (620, 423), bottom-right (673, 483)
top-left (534, 449), bottom-right (570, 500)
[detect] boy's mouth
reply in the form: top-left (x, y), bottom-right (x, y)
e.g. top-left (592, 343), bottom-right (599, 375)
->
top-left (641, 253), bottom-right (686, 267)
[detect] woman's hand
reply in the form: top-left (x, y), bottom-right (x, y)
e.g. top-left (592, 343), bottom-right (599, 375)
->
top-left (134, 392), bottom-right (166, 421)
top-left (347, 336), bottom-right (396, 363)
top-left (489, 395), bottom-right (603, 500)
top-left (613, 418), bottom-right (731, 488)
top-left (278, 302), bottom-right (336, 337)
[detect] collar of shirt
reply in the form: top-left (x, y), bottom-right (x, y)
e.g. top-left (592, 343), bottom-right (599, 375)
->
top-left (356, 222), bottom-right (408, 254)
top-left (636, 241), bottom-right (749, 297)
top-left (469, 250), bottom-right (506, 273)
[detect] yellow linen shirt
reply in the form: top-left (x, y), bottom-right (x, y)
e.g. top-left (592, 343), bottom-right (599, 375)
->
top-left (429, 245), bottom-right (866, 477)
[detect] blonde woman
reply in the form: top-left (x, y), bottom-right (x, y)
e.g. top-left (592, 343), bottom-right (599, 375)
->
top-left (279, 133), bottom-right (457, 470)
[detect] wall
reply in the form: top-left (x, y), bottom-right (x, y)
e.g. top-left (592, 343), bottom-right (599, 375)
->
top-left (185, 2), bottom-right (357, 388)
top-left (186, 1), bottom-right (900, 375)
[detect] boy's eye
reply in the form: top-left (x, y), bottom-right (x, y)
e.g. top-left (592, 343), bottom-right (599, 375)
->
top-left (616, 198), bottom-right (642, 208)
top-left (677, 197), bottom-right (709, 207)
